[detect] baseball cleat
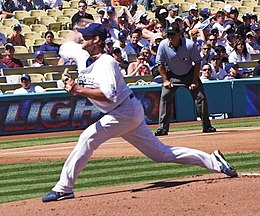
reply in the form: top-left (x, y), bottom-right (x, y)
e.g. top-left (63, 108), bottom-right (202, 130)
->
top-left (213, 150), bottom-right (238, 178)
top-left (154, 128), bottom-right (168, 136)
top-left (42, 191), bottom-right (75, 202)
top-left (203, 126), bottom-right (217, 133)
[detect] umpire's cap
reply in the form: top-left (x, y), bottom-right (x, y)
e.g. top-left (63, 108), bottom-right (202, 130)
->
top-left (166, 23), bottom-right (180, 35)
top-left (77, 23), bottom-right (108, 40)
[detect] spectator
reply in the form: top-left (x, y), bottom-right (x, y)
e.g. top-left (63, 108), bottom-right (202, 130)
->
top-left (250, 23), bottom-right (260, 51)
top-left (194, 7), bottom-right (211, 29)
top-left (240, 68), bottom-right (253, 78)
top-left (136, 0), bottom-right (149, 10)
top-left (32, 50), bottom-right (49, 67)
top-left (0, 0), bottom-right (16, 19)
top-left (183, 4), bottom-right (198, 31)
top-left (39, 31), bottom-right (60, 54)
top-left (43, 0), bottom-right (63, 10)
top-left (87, 0), bottom-right (106, 7)
top-left (245, 31), bottom-right (260, 54)
top-left (209, 55), bottom-right (223, 80)
top-left (200, 63), bottom-right (216, 82)
top-left (154, 23), bottom-right (216, 135)
top-left (140, 46), bottom-right (155, 70)
top-left (229, 38), bottom-right (251, 62)
top-left (112, 47), bottom-right (129, 75)
top-left (105, 6), bottom-right (118, 29)
top-left (225, 33), bottom-right (236, 55)
top-left (250, 13), bottom-right (258, 24)
top-left (212, 11), bottom-right (228, 46)
top-left (223, 62), bottom-right (241, 80)
top-left (0, 32), bottom-right (7, 46)
top-left (101, 17), bottom-right (119, 41)
top-left (95, 8), bottom-right (106, 24)
top-left (236, 13), bottom-right (252, 40)
top-left (7, 24), bottom-right (26, 47)
top-left (27, 0), bottom-right (45, 10)
top-left (2, 43), bottom-right (23, 68)
top-left (13, 73), bottom-right (46, 94)
top-left (71, 0), bottom-right (94, 28)
top-left (206, 33), bottom-right (218, 56)
top-left (214, 45), bottom-right (227, 60)
top-left (154, 6), bottom-right (169, 31)
top-left (166, 3), bottom-right (179, 24)
top-left (113, 30), bottom-right (135, 61)
top-left (228, 6), bottom-right (242, 27)
top-left (104, 37), bottom-right (114, 56)
top-left (253, 60), bottom-right (260, 76)
top-left (200, 43), bottom-right (211, 66)
top-left (0, 53), bottom-right (8, 69)
top-left (128, 28), bottom-right (143, 54)
top-left (126, 52), bottom-right (151, 76)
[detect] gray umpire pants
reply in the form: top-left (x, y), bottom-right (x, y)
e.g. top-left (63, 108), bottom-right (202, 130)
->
top-left (158, 69), bottom-right (212, 131)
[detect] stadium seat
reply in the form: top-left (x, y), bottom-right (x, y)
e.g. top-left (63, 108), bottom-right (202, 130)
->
top-left (5, 75), bottom-right (21, 84)
top-left (39, 16), bottom-right (56, 26)
top-left (70, 0), bottom-right (79, 9)
top-left (0, 25), bottom-right (12, 36)
top-left (13, 10), bottom-right (30, 21)
top-left (23, 16), bottom-right (37, 26)
top-left (23, 32), bottom-right (42, 40)
top-left (46, 9), bottom-right (63, 18)
top-left (30, 24), bottom-right (48, 35)
top-left (241, 0), bottom-right (258, 7)
top-left (21, 24), bottom-right (31, 32)
top-left (2, 18), bottom-right (20, 27)
top-left (33, 38), bottom-right (45, 46)
top-left (48, 22), bottom-right (62, 32)
top-left (30, 9), bottom-right (47, 17)
top-left (29, 73), bottom-right (46, 82)
top-left (62, 9), bottom-right (78, 17)
top-left (57, 30), bottom-right (73, 39)
top-left (14, 46), bottom-right (29, 53)
top-left (62, 0), bottom-right (71, 9)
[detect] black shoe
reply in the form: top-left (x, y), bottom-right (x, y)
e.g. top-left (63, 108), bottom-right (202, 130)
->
top-left (154, 129), bottom-right (168, 136)
top-left (203, 126), bottom-right (217, 133)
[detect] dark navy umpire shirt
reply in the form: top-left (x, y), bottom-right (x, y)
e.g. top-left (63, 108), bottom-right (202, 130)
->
top-left (156, 37), bottom-right (202, 76)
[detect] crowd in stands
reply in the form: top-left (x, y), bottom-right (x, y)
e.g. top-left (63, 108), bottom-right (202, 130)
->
top-left (0, 0), bottom-right (260, 94)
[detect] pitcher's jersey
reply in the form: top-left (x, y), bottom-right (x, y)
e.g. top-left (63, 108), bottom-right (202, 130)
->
top-left (77, 54), bottom-right (132, 113)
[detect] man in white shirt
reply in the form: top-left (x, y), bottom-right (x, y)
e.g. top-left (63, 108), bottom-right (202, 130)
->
top-left (13, 74), bottom-right (45, 94)
top-left (41, 23), bottom-right (238, 202)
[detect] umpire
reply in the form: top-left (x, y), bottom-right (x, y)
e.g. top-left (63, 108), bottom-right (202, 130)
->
top-left (154, 23), bottom-right (216, 136)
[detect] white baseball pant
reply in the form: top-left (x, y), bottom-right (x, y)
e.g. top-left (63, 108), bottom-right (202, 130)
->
top-left (53, 96), bottom-right (221, 193)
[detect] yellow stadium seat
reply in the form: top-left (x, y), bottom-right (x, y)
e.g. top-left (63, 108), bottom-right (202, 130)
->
top-left (14, 10), bottom-right (30, 21)
top-left (23, 16), bottom-right (37, 26)
top-left (14, 46), bottom-right (29, 53)
top-left (2, 18), bottom-right (20, 27)
top-left (62, 8), bottom-right (78, 17)
top-left (46, 9), bottom-right (63, 17)
top-left (29, 73), bottom-right (46, 82)
top-left (30, 24), bottom-right (48, 33)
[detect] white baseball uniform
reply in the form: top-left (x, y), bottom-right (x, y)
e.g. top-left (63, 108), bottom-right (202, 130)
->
top-left (52, 48), bottom-right (222, 193)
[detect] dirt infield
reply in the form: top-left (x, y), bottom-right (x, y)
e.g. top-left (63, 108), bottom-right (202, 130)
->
top-left (0, 126), bottom-right (260, 215)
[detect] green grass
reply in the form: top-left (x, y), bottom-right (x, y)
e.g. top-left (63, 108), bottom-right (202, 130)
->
top-left (0, 153), bottom-right (259, 204)
top-left (0, 118), bottom-right (260, 149)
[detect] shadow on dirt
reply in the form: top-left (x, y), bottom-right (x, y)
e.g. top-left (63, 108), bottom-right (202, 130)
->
top-left (78, 177), bottom-right (226, 199)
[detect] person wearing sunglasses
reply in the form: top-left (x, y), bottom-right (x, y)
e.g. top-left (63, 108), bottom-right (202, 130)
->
top-left (200, 63), bottom-right (216, 82)
top-left (71, 0), bottom-right (94, 28)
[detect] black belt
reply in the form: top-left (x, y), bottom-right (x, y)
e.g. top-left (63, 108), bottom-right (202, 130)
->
top-left (105, 93), bottom-right (134, 114)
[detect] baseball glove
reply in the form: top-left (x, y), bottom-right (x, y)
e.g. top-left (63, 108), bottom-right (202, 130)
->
top-left (61, 68), bottom-right (77, 92)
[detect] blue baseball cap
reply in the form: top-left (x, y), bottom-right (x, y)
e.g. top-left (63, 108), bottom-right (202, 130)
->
top-left (225, 63), bottom-right (238, 72)
top-left (21, 73), bottom-right (31, 80)
top-left (251, 23), bottom-right (260, 31)
top-left (107, 6), bottom-right (115, 13)
top-left (200, 8), bottom-right (210, 18)
top-left (118, 30), bottom-right (127, 39)
top-left (34, 50), bottom-right (44, 58)
top-left (77, 23), bottom-right (108, 40)
top-left (101, 18), bottom-right (109, 24)
top-left (105, 37), bottom-right (113, 44)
